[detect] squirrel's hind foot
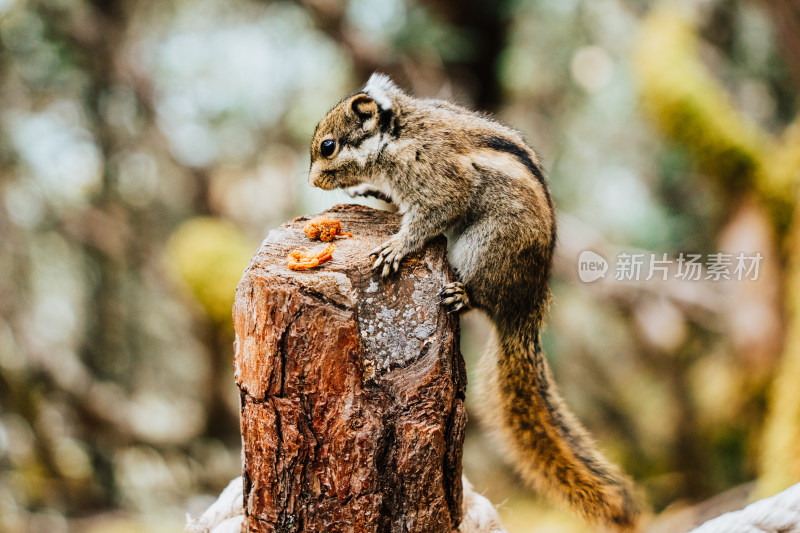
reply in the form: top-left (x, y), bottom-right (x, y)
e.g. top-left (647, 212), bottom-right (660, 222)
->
top-left (440, 282), bottom-right (470, 313)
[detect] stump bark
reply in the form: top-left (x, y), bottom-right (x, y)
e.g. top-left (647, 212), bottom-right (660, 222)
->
top-left (233, 204), bottom-right (467, 533)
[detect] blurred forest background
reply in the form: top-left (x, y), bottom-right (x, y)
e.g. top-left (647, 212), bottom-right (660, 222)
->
top-left (1, 0), bottom-right (799, 531)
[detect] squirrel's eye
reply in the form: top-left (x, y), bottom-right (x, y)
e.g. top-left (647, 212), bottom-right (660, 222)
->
top-left (320, 139), bottom-right (336, 157)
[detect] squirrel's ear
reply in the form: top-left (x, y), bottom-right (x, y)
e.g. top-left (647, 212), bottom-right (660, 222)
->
top-left (363, 72), bottom-right (400, 111)
top-left (347, 94), bottom-right (379, 130)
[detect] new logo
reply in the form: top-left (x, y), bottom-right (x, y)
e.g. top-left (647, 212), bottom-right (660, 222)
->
top-left (578, 250), bottom-right (608, 283)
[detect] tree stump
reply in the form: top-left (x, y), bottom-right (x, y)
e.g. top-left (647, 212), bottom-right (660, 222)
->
top-left (233, 204), bottom-right (468, 533)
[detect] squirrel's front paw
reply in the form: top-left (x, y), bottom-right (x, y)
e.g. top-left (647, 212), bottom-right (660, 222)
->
top-left (347, 184), bottom-right (393, 203)
top-left (439, 282), bottom-right (470, 313)
top-left (346, 184), bottom-right (375, 198)
top-left (370, 237), bottom-right (408, 277)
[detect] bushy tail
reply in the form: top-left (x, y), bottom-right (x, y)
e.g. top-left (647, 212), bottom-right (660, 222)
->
top-left (477, 323), bottom-right (641, 531)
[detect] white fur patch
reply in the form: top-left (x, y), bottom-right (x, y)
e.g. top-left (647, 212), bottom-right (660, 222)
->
top-left (381, 137), bottom-right (414, 156)
top-left (465, 149), bottom-right (530, 181)
top-left (371, 173), bottom-right (408, 214)
top-left (363, 73), bottom-right (399, 110)
top-left (338, 134), bottom-right (384, 167)
top-left (338, 145), bottom-right (367, 167)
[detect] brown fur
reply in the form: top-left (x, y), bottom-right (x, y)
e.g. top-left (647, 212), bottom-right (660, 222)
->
top-left (309, 74), bottom-right (642, 530)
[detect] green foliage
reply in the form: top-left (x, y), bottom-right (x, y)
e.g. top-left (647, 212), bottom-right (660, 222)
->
top-left (758, 222), bottom-right (800, 497)
top-left (634, 7), bottom-right (799, 232)
top-left (635, 4), bottom-right (800, 500)
top-left (635, 9), bottom-right (764, 186)
top-left (166, 218), bottom-right (255, 328)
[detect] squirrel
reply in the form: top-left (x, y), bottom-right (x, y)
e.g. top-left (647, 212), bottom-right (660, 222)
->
top-left (308, 74), bottom-right (641, 531)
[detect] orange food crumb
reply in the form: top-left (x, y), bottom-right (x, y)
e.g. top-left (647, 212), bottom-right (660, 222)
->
top-left (287, 243), bottom-right (335, 270)
top-left (303, 216), bottom-right (353, 242)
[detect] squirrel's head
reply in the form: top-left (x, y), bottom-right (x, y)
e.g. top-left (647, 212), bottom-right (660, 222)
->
top-left (309, 73), bottom-right (402, 190)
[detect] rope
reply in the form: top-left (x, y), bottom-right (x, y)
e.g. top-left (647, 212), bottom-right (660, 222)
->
top-left (186, 477), bottom-right (800, 533)
top-left (690, 483), bottom-right (800, 533)
top-left (184, 475), bottom-right (508, 533)
top-left (184, 477), bottom-right (244, 533)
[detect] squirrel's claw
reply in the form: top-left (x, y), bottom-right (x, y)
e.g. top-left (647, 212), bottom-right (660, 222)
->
top-left (440, 282), bottom-right (470, 313)
top-left (371, 238), bottom-right (406, 277)
top-left (446, 303), bottom-right (467, 314)
top-left (370, 241), bottom-right (388, 258)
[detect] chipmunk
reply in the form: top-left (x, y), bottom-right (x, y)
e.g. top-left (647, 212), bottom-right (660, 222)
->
top-left (308, 74), bottom-right (641, 530)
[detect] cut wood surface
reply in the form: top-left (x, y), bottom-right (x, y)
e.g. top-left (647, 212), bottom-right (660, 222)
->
top-left (233, 204), bottom-right (467, 532)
